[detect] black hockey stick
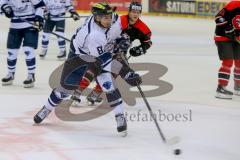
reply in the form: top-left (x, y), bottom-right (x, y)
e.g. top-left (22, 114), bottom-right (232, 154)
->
top-left (124, 55), bottom-right (180, 145)
top-left (50, 15), bottom-right (89, 19)
top-left (136, 85), bottom-right (179, 145)
top-left (16, 17), bottom-right (71, 42)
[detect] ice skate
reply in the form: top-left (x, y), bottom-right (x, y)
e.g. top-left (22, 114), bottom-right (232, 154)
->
top-left (115, 114), bottom-right (127, 137)
top-left (34, 106), bottom-right (52, 124)
top-left (86, 90), bottom-right (103, 105)
top-left (57, 50), bottom-right (66, 60)
top-left (23, 73), bottom-right (35, 88)
top-left (2, 72), bottom-right (14, 86)
top-left (215, 85), bottom-right (233, 99)
top-left (71, 90), bottom-right (82, 106)
top-left (234, 85), bottom-right (240, 96)
top-left (39, 49), bottom-right (47, 59)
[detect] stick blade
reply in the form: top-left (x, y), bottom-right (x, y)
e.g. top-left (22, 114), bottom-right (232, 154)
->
top-left (166, 136), bottom-right (180, 145)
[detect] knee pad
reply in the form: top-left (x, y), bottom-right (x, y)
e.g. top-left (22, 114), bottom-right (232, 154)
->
top-left (42, 32), bottom-right (50, 41)
top-left (106, 89), bottom-right (122, 107)
top-left (7, 49), bottom-right (18, 60)
top-left (24, 47), bottom-right (35, 60)
top-left (55, 31), bottom-right (65, 42)
top-left (222, 59), bottom-right (234, 69)
top-left (234, 60), bottom-right (240, 68)
top-left (97, 73), bottom-right (115, 92)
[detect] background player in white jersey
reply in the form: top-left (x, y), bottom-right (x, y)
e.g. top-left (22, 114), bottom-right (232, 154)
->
top-left (40, 0), bottom-right (80, 60)
top-left (33, 2), bottom-right (142, 136)
top-left (0, 0), bottom-right (45, 88)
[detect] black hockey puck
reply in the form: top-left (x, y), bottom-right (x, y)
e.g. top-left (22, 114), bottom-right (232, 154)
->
top-left (174, 149), bottom-right (181, 155)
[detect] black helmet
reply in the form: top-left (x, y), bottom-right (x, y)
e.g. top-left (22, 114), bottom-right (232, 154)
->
top-left (92, 2), bottom-right (113, 16)
top-left (129, 1), bottom-right (142, 12)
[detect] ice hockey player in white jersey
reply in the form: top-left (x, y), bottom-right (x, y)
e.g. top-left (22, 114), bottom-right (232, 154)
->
top-left (40, 0), bottom-right (80, 60)
top-left (85, 2), bottom-right (152, 105)
top-left (0, 0), bottom-right (45, 88)
top-left (33, 2), bottom-right (142, 136)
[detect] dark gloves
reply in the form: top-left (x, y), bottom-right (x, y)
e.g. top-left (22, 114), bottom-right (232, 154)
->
top-left (43, 12), bottom-right (50, 20)
top-left (70, 10), bottom-right (80, 21)
top-left (114, 34), bottom-right (131, 54)
top-left (129, 45), bottom-right (146, 57)
top-left (34, 15), bottom-right (44, 31)
top-left (124, 72), bottom-right (142, 86)
top-left (1, 4), bottom-right (14, 18)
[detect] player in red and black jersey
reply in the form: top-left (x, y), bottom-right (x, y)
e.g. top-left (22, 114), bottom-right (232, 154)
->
top-left (215, 0), bottom-right (240, 99)
top-left (85, 2), bottom-right (152, 104)
top-left (121, 2), bottom-right (152, 57)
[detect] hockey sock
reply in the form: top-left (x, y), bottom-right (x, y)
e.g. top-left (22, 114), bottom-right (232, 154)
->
top-left (7, 49), bottom-right (18, 74)
top-left (45, 89), bottom-right (69, 110)
top-left (42, 32), bottom-right (50, 51)
top-left (218, 59), bottom-right (233, 86)
top-left (78, 71), bottom-right (95, 91)
top-left (106, 89), bottom-right (124, 115)
top-left (234, 60), bottom-right (240, 86)
top-left (79, 77), bottom-right (90, 91)
top-left (24, 47), bottom-right (35, 74)
top-left (56, 31), bottom-right (66, 52)
top-left (94, 82), bottom-right (103, 93)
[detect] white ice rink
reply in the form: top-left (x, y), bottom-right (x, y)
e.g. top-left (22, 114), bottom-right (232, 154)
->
top-left (0, 15), bottom-right (240, 160)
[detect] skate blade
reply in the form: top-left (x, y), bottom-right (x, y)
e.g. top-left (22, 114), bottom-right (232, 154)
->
top-left (72, 100), bottom-right (82, 107)
top-left (87, 99), bottom-right (95, 106)
top-left (24, 83), bottom-right (34, 88)
top-left (2, 81), bottom-right (13, 86)
top-left (86, 99), bottom-right (103, 106)
top-left (57, 57), bottom-right (66, 61)
top-left (118, 130), bottom-right (127, 137)
top-left (39, 56), bottom-right (46, 59)
top-left (215, 93), bottom-right (232, 100)
top-left (234, 91), bottom-right (240, 96)
top-left (33, 115), bottom-right (43, 124)
top-left (165, 136), bottom-right (180, 145)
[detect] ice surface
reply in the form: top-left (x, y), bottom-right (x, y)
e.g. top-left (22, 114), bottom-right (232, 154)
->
top-left (0, 15), bottom-right (240, 160)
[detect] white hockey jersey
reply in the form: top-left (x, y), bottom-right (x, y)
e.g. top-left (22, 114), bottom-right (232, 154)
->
top-left (71, 14), bottom-right (122, 57)
top-left (44, 0), bottom-right (74, 21)
top-left (0, 0), bottom-right (45, 29)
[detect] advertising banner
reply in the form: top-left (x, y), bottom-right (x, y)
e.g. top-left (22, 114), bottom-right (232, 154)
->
top-left (195, 0), bottom-right (227, 17)
top-left (149, 0), bottom-right (229, 17)
top-left (149, 0), bottom-right (196, 15)
top-left (73, 0), bottom-right (141, 12)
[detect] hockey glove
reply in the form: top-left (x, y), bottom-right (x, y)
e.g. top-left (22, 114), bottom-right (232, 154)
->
top-left (34, 15), bottom-right (44, 31)
top-left (225, 25), bottom-right (236, 41)
top-left (1, 4), bottom-right (14, 18)
top-left (236, 36), bottom-right (240, 44)
top-left (114, 34), bottom-right (131, 54)
top-left (129, 45), bottom-right (146, 57)
top-left (43, 12), bottom-right (50, 20)
top-left (124, 72), bottom-right (142, 86)
top-left (70, 10), bottom-right (80, 21)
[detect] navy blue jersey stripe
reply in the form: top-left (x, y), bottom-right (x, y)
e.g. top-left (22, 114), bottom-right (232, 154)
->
top-left (11, 18), bottom-right (35, 23)
top-left (34, 0), bottom-right (45, 9)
